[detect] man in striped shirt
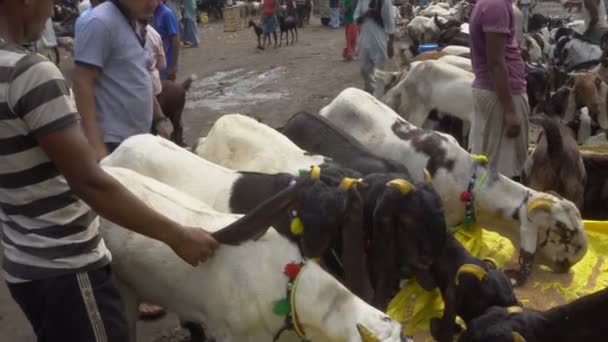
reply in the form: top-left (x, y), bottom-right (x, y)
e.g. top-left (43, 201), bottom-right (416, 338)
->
top-left (0, 1), bottom-right (219, 341)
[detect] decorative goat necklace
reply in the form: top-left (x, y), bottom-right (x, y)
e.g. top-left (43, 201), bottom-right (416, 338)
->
top-left (272, 260), bottom-right (310, 342)
top-left (460, 154), bottom-right (489, 229)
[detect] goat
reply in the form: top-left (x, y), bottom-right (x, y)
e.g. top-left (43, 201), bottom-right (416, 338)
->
top-left (561, 73), bottom-right (608, 135)
top-left (277, 12), bottom-right (298, 47)
top-left (279, 111), bottom-right (409, 175)
top-left (248, 20), bottom-right (264, 49)
top-left (458, 287), bottom-right (608, 342)
top-left (278, 112), bottom-right (519, 342)
top-left (156, 75), bottom-right (196, 147)
top-left (190, 114), bottom-right (450, 310)
top-left (580, 151), bottom-right (608, 220)
top-left (521, 115), bottom-right (586, 210)
top-left (100, 166), bottom-right (407, 342)
top-left (378, 60), bottom-right (474, 146)
top-left (320, 87), bottom-right (588, 286)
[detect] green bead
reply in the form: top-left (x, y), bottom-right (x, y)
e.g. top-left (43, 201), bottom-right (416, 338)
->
top-left (463, 217), bottom-right (474, 229)
top-left (298, 169), bottom-right (308, 177)
top-left (273, 298), bottom-right (290, 316)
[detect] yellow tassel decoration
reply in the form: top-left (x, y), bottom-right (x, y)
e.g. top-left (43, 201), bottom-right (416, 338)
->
top-left (290, 217), bottom-right (304, 235)
top-left (471, 154), bottom-right (489, 165)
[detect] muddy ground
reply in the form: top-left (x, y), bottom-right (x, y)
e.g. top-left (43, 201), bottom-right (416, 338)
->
top-left (0, 3), bottom-right (590, 342)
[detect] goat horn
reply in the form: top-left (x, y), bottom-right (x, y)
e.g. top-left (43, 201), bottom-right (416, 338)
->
top-left (356, 324), bottom-right (381, 342)
top-left (310, 165), bottom-right (321, 181)
top-left (423, 169), bottom-right (432, 184)
top-left (527, 198), bottom-right (554, 215)
top-left (506, 306), bottom-right (524, 315)
top-left (512, 332), bottom-right (527, 342)
top-left (455, 264), bottom-right (487, 285)
top-left (386, 179), bottom-right (415, 195)
top-left (339, 177), bottom-right (368, 191)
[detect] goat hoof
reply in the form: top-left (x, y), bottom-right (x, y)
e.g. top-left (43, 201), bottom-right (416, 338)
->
top-left (505, 269), bottom-right (528, 287)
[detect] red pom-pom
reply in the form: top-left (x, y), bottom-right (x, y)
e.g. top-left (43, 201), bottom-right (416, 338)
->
top-left (460, 191), bottom-right (472, 202)
top-left (284, 262), bottom-right (302, 279)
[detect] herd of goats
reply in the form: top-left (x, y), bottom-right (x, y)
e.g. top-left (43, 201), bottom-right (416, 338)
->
top-left (98, 81), bottom-right (607, 341)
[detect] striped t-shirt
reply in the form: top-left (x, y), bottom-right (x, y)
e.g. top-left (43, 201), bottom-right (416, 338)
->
top-left (0, 43), bottom-right (110, 283)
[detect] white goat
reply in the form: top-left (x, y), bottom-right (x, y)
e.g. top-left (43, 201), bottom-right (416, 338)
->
top-left (437, 54), bottom-right (472, 72)
top-left (319, 88), bottom-right (588, 283)
top-left (380, 60), bottom-right (474, 140)
top-left (101, 166), bottom-right (405, 342)
top-left (441, 45), bottom-right (470, 56)
top-left (193, 114), bottom-right (328, 173)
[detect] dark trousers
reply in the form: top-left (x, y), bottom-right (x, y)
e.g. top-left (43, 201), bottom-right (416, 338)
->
top-left (7, 265), bottom-right (129, 342)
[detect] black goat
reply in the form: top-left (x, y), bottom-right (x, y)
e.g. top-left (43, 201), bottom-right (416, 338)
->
top-left (248, 20), bottom-right (264, 50)
top-left (425, 232), bottom-right (519, 342)
top-left (277, 12), bottom-right (298, 47)
top-left (459, 288), bottom-right (608, 342)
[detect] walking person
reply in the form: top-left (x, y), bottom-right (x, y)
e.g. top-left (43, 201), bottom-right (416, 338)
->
top-left (0, 2), bottom-right (219, 342)
top-left (468, 0), bottom-right (529, 182)
top-left (354, 0), bottom-right (395, 98)
top-left (261, 0), bottom-right (279, 48)
top-left (343, 0), bottom-right (359, 60)
top-left (295, 0), bottom-right (308, 27)
top-left (182, 0), bottom-right (200, 47)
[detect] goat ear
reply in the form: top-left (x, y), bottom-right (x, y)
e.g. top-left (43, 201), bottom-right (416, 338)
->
top-left (341, 186), bottom-right (374, 302)
top-left (212, 178), bottom-right (309, 244)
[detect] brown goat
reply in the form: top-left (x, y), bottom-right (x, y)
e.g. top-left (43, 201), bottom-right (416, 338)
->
top-left (156, 75), bottom-right (196, 147)
top-left (563, 73), bottom-right (608, 130)
top-left (522, 115), bottom-right (586, 210)
top-left (580, 151), bottom-right (608, 220)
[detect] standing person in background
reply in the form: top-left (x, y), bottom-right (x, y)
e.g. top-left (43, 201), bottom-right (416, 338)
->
top-left (329, 0), bottom-right (341, 28)
top-left (296, 0), bottom-right (307, 27)
top-left (517, 0), bottom-right (534, 32)
top-left (583, 0), bottom-right (608, 43)
top-left (354, 0), bottom-right (395, 98)
top-left (343, 0), bottom-right (358, 60)
top-left (182, 0), bottom-right (200, 47)
top-left (261, 0), bottom-right (278, 48)
top-left (154, 0), bottom-right (181, 80)
top-left (468, 0), bottom-right (529, 184)
top-left (165, 0), bottom-right (184, 35)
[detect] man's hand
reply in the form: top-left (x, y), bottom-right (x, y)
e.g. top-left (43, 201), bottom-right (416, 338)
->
top-left (155, 118), bottom-right (174, 139)
top-left (504, 109), bottom-right (522, 138)
top-left (166, 67), bottom-right (177, 81)
top-left (169, 227), bottom-right (220, 266)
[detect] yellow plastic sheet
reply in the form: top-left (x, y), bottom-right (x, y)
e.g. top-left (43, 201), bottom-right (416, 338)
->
top-left (386, 220), bottom-right (608, 337)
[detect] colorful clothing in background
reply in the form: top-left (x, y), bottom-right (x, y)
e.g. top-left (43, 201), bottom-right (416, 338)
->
top-left (145, 25), bottom-right (167, 96)
top-left (330, 0), bottom-right (341, 28)
top-left (153, 3), bottom-right (180, 79)
top-left (343, 0), bottom-right (359, 60)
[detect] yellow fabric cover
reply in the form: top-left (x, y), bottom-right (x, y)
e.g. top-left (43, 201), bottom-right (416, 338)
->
top-left (386, 221), bottom-right (608, 336)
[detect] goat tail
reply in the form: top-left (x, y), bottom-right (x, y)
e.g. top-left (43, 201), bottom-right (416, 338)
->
top-left (530, 115), bottom-right (564, 160)
top-left (182, 74), bottom-right (198, 91)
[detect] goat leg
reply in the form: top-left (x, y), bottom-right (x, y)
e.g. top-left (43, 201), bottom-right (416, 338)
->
top-left (504, 249), bottom-right (535, 287)
top-left (431, 286), bottom-right (459, 342)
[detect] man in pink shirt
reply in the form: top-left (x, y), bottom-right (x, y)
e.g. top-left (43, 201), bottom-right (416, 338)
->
top-left (468, 0), bottom-right (529, 181)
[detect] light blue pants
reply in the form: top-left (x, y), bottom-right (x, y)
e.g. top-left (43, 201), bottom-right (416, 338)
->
top-left (330, 7), bottom-right (340, 28)
top-left (360, 45), bottom-right (387, 98)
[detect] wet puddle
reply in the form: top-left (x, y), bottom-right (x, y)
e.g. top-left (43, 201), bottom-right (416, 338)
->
top-left (186, 67), bottom-right (287, 111)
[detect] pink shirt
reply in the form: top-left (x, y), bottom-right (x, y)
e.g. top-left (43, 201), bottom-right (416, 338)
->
top-left (469, 0), bottom-right (526, 94)
top-left (145, 25), bottom-right (166, 96)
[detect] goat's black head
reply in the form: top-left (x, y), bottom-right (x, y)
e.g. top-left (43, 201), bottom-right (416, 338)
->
top-left (458, 306), bottom-right (544, 342)
top-left (367, 172), bottom-right (448, 275)
top-left (292, 166), bottom-right (361, 257)
top-left (454, 262), bottom-right (521, 322)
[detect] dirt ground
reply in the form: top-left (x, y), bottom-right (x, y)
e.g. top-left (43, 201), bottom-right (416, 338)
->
top-left (0, 3), bottom-right (592, 342)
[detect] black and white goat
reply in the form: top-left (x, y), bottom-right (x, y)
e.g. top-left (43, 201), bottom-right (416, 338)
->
top-left (104, 132), bottom-right (448, 311)
top-left (458, 287), bottom-right (608, 342)
top-left (278, 111), bottom-right (519, 342)
top-left (101, 166), bottom-right (408, 342)
top-left (320, 87), bottom-right (588, 287)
